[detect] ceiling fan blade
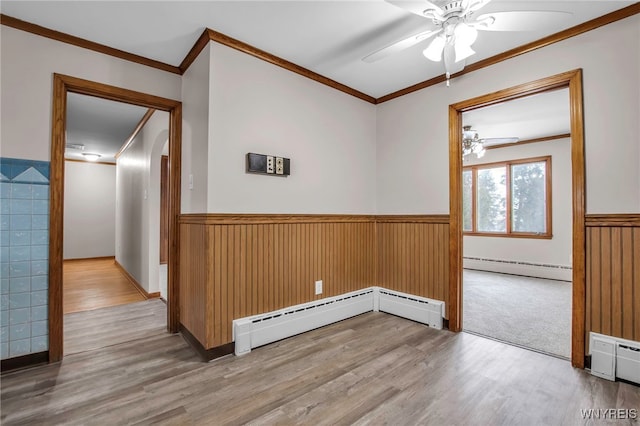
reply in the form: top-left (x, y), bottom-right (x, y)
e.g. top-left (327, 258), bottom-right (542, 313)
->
top-left (463, 0), bottom-right (492, 13)
top-left (362, 28), bottom-right (441, 63)
top-left (480, 137), bottom-right (520, 146)
top-left (474, 11), bottom-right (572, 31)
top-left (385, 0), bottom-right (444, 18)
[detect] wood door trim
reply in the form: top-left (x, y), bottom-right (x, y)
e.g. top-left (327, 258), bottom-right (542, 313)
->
top-left (448, 69), bottom-right (586, 368)
top-left (50, 74), bottom-right (182, 362)
top-left (160, 155), bottom-right (169, 265)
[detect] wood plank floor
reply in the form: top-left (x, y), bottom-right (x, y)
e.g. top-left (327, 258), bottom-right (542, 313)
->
top-left (2, 302), bottom-right (639, 425)
top-left (63, 258), bottom-right (146, 314)
top-left (64, 299), bottom-right (167, 355)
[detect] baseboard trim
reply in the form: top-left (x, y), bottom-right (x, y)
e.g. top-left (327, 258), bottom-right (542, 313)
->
top-left (180, 324), bottom-right (234, 362)
top-left (114, 260), bottom-right (161, 299)
top-left (1, 351), bottom-right (49, 373)
top-left (63, 256), bottom-right (115, 262)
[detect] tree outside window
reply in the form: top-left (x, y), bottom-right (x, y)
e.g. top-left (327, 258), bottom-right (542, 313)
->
top-left (463, 156), bottom-right (551, 238)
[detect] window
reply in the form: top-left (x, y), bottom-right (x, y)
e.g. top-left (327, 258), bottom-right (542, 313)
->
top-left (463, 156), bottom-right (552, 238)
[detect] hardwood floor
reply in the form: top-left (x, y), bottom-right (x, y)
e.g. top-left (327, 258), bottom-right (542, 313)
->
top-left (63, 258), bottom-right (146, 314)
top-left (64, 299), bottom-right (166, 355)
top-left (2, 301), bottom-right (638, 425)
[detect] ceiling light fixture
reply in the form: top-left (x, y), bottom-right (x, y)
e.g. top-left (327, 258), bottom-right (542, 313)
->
top-left (462, 125), bottom-right (485, 161)
top-left (414, 0), bottom-right (494, 86)
top-left (82, 153), bottom-right (101, 162)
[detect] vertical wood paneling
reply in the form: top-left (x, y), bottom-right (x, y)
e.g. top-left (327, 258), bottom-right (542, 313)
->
top-left (376, 218), bottom-right (450, 319)
top-left (178, 223), bottom-right (208, 345)
top-left (179, 216), bottom-right (378, 349)
top-left (586, 219), bottom-right (640, 347)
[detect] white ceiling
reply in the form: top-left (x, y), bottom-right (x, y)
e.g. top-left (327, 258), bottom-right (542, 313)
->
top-left (2, 1), bottom-right (623, 160)
top-left (65, 93), bottom-right (149, 163)
top-left (1, 0), bottom-right (635, 98)
top-left (463, 88), bottom-right (570, 142)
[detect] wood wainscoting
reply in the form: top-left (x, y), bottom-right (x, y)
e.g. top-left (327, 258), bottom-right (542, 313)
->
top-left (585, 214), bottom-right (640, 349)
top-left (376, 215), bottom-right (450, 319)
top-left (179, 214), bottom-right (378, 349)
top-left (178, 214), bottom-right (450, 351)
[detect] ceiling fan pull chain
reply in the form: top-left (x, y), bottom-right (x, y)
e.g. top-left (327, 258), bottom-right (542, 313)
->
top-left (446, 72), bottom-right (451, 87)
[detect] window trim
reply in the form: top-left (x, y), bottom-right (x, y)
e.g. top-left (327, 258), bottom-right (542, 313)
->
top-left (463, 156), bottom-right (552, 239)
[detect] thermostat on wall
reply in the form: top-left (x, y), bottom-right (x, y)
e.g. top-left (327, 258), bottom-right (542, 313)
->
top-left (246, 153), bottom-right (290, 176)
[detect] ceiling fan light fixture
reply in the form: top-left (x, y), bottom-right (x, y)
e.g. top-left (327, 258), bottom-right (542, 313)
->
top-left (454, 22), bottom-right (478, 45)
top-left (423, 35), bottom-right (445, 62)
top-left (454, 41), bottom-right (475, 62)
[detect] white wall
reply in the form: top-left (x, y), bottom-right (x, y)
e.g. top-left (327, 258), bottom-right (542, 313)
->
top-left (0, 26), bottom-right (181, 161)
top-left (115, 111), bottom-right (169, 293)
top-left (463, 138), bottom-right (572, 280)
top-left (63, 161), bottom-right (116, 259)
top-left (376, 15), bottom-right (640, 215)
top-left (181, 45), bottom-right (211, 213)
top-left (203, 42), bottom-right (377, 214)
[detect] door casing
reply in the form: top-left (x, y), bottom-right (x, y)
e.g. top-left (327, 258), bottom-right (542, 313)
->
top-left (49, 74), bottom-right (182, 362)
top-left (448, 69), bottom-right (586, 368)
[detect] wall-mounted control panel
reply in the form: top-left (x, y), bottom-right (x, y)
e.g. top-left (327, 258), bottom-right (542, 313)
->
top-left (246, 152), bottom-right (290, 177)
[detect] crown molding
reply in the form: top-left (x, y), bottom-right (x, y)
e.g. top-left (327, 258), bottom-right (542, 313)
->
top-left (376, 3), bottom-right (640, 103)
top-left (204, 29), bottom-right (377, 104)
top-left (0, 14), bottom-right (181, 75)
top-left (3, 3), bottom-right (638, 104)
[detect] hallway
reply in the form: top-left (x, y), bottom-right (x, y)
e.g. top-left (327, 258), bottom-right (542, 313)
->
top-left (63, 258), bottom-right (146, 314)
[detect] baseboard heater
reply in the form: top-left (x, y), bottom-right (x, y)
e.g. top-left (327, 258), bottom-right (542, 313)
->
top-left (590, 332), bottom-right (640, 385)
top-left (233, 287), bottom-right (445, 356)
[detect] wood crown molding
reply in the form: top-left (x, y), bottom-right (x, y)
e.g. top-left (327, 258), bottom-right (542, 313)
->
top-left (115, 109), bottom-right (156, 159)
top-left (204, 29), bottom-right (377, 104)
top-left (179, 213), bottom-right (450, 225)
top-left (64, 158), bottom-right (116, 166)
top-left (486, 133), bottom-right (571, 150)
top-left (585, 214), bottom-right (640, 227)
top-left (376, 3), bottom-right (640, 103)
top-left (0, 14), bottom-right (181, 75)
top-left (3, 4), bottom-right (638, 104)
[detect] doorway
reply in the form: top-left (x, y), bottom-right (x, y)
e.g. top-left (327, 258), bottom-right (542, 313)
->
top-left (459, 89), bottom-right (573, 358)
top-left (448, 69), bottom-right (586, 367)
top-left (49, 74), bottom-right (182, 362)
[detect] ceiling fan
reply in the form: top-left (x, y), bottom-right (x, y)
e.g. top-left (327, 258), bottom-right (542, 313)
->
top-left (363, 0), bottom-right (571, 85)
top-left (462, 125), bottom-right (519, 160)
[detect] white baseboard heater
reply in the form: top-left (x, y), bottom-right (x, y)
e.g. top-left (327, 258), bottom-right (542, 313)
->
top-left (590, 332), bottom-right (640, 385)
top-left (233, 287), bottom-right (445, 356)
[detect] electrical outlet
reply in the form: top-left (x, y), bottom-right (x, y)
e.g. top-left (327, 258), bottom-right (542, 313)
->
top-left (315, 280), bottom-right (322, 295)
top-left (275, 157), bottom-right (284, 175)
top-left (266, 156), bottom-right (274, 174)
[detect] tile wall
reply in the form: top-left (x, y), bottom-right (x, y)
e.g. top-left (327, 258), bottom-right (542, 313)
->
top-left (0, 157), bottom-right (49, 359)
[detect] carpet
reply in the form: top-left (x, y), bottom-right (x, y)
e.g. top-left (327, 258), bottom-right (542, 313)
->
top-left (463, 269), bottom-right (572, 358)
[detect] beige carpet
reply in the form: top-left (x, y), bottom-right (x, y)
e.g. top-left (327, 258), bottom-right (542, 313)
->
top-left (463, 269), bottom-right (571, 358)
